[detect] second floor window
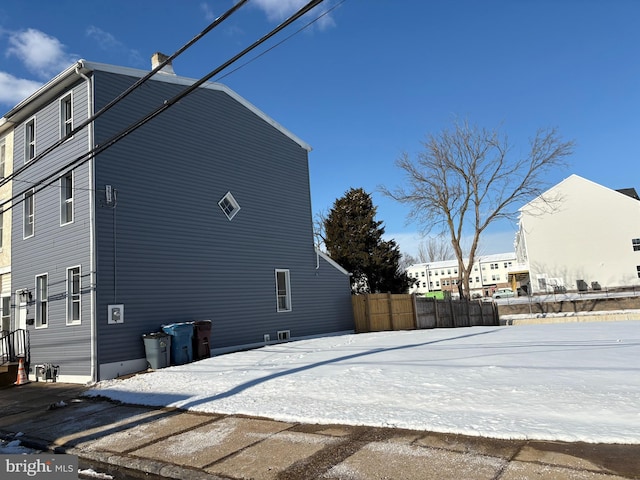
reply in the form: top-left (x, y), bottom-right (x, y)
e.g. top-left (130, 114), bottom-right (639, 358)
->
top-left (60, 93), bottom-right (73, 138)
top-left (67, 266), bottom-right (81, 324)
top-left (633, 238), bottom-right (640, 252)
top-left (25, 118), bottom-right (36, 162)
top-left (0, 140), bottom-right (5, 178)
top-left (24, 189), bottom-right (34, 238)
top-left (61, 173), bottom-right (74, 225)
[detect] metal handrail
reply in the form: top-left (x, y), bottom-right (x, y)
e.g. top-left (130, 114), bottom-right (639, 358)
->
top-left (0, 329), bottom-right (30, 366)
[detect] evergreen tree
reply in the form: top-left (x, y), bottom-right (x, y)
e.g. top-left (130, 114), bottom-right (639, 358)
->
top-left (324, 188), bottom-right (412, 294)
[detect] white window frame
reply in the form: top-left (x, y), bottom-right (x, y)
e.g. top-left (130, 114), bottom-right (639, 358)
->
top-left (66, 266), bottom-right (81, 325)
top-left (25, 117), bottom-right (36, 163)
top-left (275, 269), bottom-right (292, 312)
top-left (218, 191), bottom-right (240, 220)
top-left (60, 172), bottom-right (74, 225)
top-left (35, 273), bottom-right (48, 329)
top-left (23, 189), bottom-right (34, 239)
top-left (0, 139), bottom-right (5, 179)
top-left (1, 296), bottom-right (10, 332)
top-left (60, 92), bottom-right (73, 139)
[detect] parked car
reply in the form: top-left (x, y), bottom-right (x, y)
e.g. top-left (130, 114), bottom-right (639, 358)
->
top-left (492, 288), bottom-right (515, 299)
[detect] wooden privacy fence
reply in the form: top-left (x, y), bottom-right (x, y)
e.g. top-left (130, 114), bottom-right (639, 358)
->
top-left (352, 293), bottom-right (499, 333)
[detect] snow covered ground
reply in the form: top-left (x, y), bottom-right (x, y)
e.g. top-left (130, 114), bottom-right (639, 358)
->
top-left (87, 321), bottom-right (640, 444)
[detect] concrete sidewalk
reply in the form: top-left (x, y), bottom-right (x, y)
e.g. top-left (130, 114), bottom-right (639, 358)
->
top-left (0, 382), bottom-right (638, 480)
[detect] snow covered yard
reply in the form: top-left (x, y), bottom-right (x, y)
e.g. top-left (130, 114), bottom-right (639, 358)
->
top-left (87, 321), bottom-right (640, 444)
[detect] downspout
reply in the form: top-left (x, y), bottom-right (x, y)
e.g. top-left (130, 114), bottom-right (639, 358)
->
top-left (76, 63), bottom-right (98, 383)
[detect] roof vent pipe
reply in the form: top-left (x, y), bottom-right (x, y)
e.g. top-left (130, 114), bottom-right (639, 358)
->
top-left (151, 52), bottom-right (175, 75)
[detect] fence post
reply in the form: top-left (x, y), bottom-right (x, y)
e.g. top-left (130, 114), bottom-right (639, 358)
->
top-left (412, 294), bottom-right (418, 329)
top-left (433, 297), bottom-right (440, 328)
top-left (364, 294), bottom-right (372, 333)
top-left (388, 293), bottom-right (396, 330)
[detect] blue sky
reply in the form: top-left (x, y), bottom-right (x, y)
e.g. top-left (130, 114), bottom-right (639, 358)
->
top-left (1, 1), bottom-right (639, 258)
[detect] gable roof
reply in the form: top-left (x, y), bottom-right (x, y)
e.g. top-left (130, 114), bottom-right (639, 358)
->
top-left (520, 174), bottom-right (640, 212)
top-left (1, 60), bottom-right (311, 152)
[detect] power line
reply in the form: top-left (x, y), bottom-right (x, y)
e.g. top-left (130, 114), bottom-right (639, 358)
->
top-left (215, 0), bottom-right (346, 83)
top-left (1, 0), bottom-right (327, 213)
top-left (0, 0), bottom-right (250, 190)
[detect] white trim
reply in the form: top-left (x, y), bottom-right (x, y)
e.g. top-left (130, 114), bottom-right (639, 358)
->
top-left (34, 273), bottom-right (48, 329)
top-left (66, 265), bottom-right (81, 325)
top-left (24, 116), bottom-right (36, 163)
top-left (0, 138), bottom-right (5, 179)
top-left (218, 191), bottom-right (240, 220)
top-left (2, 59), bottom-right (311, 152)
top-left (23, 188), bottom-right (35, 239)
top-left (315, 247), bottom-right (350, 276)
top-left (275, 269), bottom-right (292, 312)
top-left (60, 171), bottom-right (74, 225)
top-left (58, 91), bottom-right (73, 140)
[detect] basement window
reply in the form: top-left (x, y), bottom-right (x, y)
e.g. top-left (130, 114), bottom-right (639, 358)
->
top-left (218, 192), bottom-right (240, 220)
top-left (277, 330), bottom-right (290, 341)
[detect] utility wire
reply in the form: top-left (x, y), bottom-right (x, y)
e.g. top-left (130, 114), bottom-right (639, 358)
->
top-left (0, 0), bottom-right (250, 190)
top-left (0, 0), bottom-right (327, 213)
top-left (215, 0), bottom-right (346, 83)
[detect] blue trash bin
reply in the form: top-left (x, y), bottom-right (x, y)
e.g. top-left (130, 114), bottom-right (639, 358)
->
top-left (162, 323), bottom-right (194, 365)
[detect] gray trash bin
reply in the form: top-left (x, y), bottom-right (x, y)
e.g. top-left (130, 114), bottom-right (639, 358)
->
top-left (142, 332), bottom-right (171, 369)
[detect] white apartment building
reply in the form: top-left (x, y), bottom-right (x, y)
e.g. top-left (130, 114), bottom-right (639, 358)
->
top-left (407, 252), bottom-right (516, 298)
top-left (515, 174), bottom-right (640, 294)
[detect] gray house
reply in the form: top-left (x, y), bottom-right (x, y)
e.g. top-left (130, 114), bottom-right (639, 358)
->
top-left (0, 59), bottom-right (353, 383)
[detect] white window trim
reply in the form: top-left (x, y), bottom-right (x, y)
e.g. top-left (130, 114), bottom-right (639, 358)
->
top-left (60, 172), bottom-right (74, 226)
top-left (218, 191), bottom-right (240, 220)
top-left (59, 92), bottom-right (73, 140)
top-left (24, 116), bottom-right (36, 163)
top-left (0, 139), bottom-right (5, 179)
top-left (35, 273), bottom-right (48, 329)
top-left (66, 266), bottom-right (81, 325)
top-left (275, 269), bottom-right (292, 312)
top-left (23, 189), bottom-right (35, 239)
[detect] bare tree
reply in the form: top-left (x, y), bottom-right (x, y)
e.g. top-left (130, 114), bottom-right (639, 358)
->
top-left (381, 120), bottom-right (574, 298)
top-left (418, 235), bottom-right (454, 263)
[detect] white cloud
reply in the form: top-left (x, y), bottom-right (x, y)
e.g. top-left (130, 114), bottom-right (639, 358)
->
top-left (6, 28), bottom-right (77, 79)
top-left (200, 2), bottom-right (217, 21)
top-left (0, 72), bottom-right (42, 106)
top-left (253, 0), bottom-right (336, 30)
top-left (86, 26), bottom-right (143, 66)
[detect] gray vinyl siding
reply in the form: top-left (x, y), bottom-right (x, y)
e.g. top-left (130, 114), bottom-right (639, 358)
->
top-left (92, 71), bottom-right (352, 367)
top-left (10, 80), bottom-right (93, 376)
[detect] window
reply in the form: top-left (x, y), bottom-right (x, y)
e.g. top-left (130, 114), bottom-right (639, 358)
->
top-left (60, 93), bottom-right (73, 138)
top-left (633, 239), bottom-right (640, 252)
top-left (24, 189), bottom-right (34, 238)
top-left (25, 118), bottom-right (36, 162)
top-left (218, 191), bottom-right (240, 220)
top-left (475, 277), bottom-right (480, 283)
top-left (67, 266), bottom-right (81, 324)
top-left (0, 210), bottom-right (3, 250)
top-left (275, 269), bottom-right (291, 312)
top-left (35, 274), bottom-right (48, 328)
top-left (61, 173), bottom-right (74, 224)
top-left (1, 296), bottom-right (10, 332)
top-left (0, 140), bottom-right (5, 178)
top-left (637, 266), bottom-right (640, 279)
top-left (421, 272), bottom-right (425, 277)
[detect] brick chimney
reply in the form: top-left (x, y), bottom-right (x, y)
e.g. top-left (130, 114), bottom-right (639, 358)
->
top-left (151, 52), bottom-right (175, 75)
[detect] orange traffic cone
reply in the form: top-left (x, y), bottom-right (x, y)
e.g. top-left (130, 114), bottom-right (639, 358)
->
top-left (15, 357), bottom-right (30, 386)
